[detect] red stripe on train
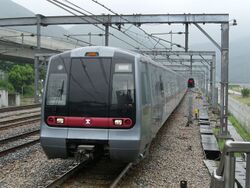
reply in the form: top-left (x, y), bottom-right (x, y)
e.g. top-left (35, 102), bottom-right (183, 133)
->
top-left (46, 116), bottom-right (133, 128)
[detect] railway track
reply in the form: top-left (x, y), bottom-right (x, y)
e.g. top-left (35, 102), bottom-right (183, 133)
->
top-left (0, 129), bottom-right (39, 144)
top-left (0, 104), bottom-right (40, 113)
top-left (0, 130), bottom-right (40, 157)
top-left (0, 109), bottom-right (40, 119)
top-left (0, 112), bottom-right (40, 124)
top-left (0, 104), bottom-right (41, 157)
top-left (0, 115), bottom-right (40, 131)
top-left (45, 157), bottom-right (132, 188)
top-left (0, 104), bottom-right (41, 130)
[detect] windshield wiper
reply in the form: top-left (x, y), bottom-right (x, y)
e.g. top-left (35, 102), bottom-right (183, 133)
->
top-left (58, 80), bottom-right (64, 99)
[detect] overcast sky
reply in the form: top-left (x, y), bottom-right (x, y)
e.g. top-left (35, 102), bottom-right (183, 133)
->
top-left (11, 0), bottom-right (247, 16)
top-left (11, 0), bottom-right (250, 45)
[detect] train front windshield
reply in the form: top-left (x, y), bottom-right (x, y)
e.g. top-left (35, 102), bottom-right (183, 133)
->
top-left (45, 53), bottom-right (136, 125)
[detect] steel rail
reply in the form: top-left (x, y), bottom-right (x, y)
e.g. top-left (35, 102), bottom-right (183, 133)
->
top-left (0, 113), bottom-right (40, 125)
top-left (0, 129), bottom-right (39, 144)
top-left (0, 104), bottom-right (40, 113)
top-left (0, 138), bottom-right (40, 157)
top-left (0, 117), bottom-right (40, 131)
top-left (110, 162), bottom-right (133, 188)
top-left (0, 110), bottom-right (40, 121)
top-left (45, 161), bottom-right (88, 188)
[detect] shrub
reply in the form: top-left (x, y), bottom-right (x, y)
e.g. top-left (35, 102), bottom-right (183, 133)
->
top-left (241, 88), bottom-right (250, 97)
top-left (0, 80), bottom-right (14, 93)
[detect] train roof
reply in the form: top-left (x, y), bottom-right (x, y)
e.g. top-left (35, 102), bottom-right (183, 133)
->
top-left (49, 46), bottom-right (185, 79)
top-left (70, 46), bottom-right (140, 58)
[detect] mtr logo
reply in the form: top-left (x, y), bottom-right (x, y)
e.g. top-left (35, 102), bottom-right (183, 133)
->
top-left (84, 118), bottom-right (92, 126)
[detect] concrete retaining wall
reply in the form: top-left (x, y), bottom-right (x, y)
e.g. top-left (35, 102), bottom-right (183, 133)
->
top-left (228, 96), bottom-right (250, 133)
top-left (0, 90), bottom-right (8, 107)
top-left (0, 90), bottom-right (21, 107)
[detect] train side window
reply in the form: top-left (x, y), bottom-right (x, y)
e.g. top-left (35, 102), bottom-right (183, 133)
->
top-left (150, 66), bottom-right (157, 103)
top-left (141, 62), bottom-right (150, 105)
top-left (46, 73), bottom-right (67, 105)
top-left (159, 75), bottom-right (164, 92)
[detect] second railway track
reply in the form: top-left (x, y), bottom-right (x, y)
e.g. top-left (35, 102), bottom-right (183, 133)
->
top-left (0, 104), bottom-right (40, 113)
top-left (0, 131), bottom-right (40, 157)
top-left (0, 105), bottom-right (41, 157)
top-left (0, 129), bottom-right (39, 144)
top-left (0, 112), bottom-right (40, 125)
top-left (0, 116), bottom-right (40, 131)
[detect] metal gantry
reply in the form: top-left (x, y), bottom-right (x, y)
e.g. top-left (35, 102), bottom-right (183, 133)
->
top-left (0, 13), bottom-right (230, 136)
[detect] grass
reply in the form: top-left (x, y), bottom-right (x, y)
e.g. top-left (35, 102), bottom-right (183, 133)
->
top-left (228, 114), bottom-right (250, 157)
top-left (213, 114), bottom-right (250, 158)
top-left (229, 84), bottom-right (241, 92)
top-left (213, 127), bottom-right (226, 150)
top-left (213, 116), bottom-right (248, 157)
top-left (228, 114), bottom-right (250, 141)
top-left (20, 97), bottom-right (35, 105)
top-left (232, 95), bottom-right (250, 106)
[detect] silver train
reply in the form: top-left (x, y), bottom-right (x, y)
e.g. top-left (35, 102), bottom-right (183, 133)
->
top-left (40, 46), bottom-right (186, 162)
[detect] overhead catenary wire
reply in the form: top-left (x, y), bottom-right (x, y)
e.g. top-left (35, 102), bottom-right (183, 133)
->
top-left (62, 0), bottom-right (151, 49)
top-left (46, 0), bottom-right (97, 46)
top-left (62, 0), bottom-right (152, 50)
top-left (64, 34), bottom-right (93, 46)
top-left (89, 0), bottom-right (186, 60)
top-left (46, 0), bottom-right (140, 49)
top-left (90, 0), bottom-right (170, 50)
top-left (53, 0), bottom-right (152, 50)
top-left (47, 0), bottom-right (185, 63)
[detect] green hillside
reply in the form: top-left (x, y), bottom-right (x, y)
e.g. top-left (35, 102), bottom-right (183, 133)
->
top-left (0, 0), bottom-right (69, 38)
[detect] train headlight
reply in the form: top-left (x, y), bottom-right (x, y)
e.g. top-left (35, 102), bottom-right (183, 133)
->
top-left (114, 119), bottom-right (123, 126)
top-left (56, 118), bottom-right (64, 124)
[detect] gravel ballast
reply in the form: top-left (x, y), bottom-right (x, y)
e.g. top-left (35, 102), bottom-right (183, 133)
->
top-left (0, 122), bottom-right (39, 140)
top-left (0, 145), bottom-right (75, 188)
top-left (120, 95), bottom-right (210, 187)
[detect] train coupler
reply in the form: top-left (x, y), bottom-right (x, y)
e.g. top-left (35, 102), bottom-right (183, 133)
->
top-left (75, 145), bottom-right (95, 162)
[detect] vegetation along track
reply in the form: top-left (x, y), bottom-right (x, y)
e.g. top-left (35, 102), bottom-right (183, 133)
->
top-left (45, 157), bottom-right (132, 188)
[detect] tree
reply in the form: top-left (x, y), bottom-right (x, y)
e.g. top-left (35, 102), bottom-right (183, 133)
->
top-left (241, 88), bottom-right (250, 98)
top-left (8, 64), bottom-right (34, 94)
top-left (0, 79), bottom-right (14, 93)
top-left (0, 60), bottom-right (15, 72)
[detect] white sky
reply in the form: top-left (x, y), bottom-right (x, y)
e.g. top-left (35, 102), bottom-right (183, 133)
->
top-left (11, 0), bottom-right (247, 16)
top-left (11, 0), bottom-right (250, 45)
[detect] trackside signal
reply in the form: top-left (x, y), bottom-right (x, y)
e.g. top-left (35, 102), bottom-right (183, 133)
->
top-left (187, 78), bottom-right (195, 88)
